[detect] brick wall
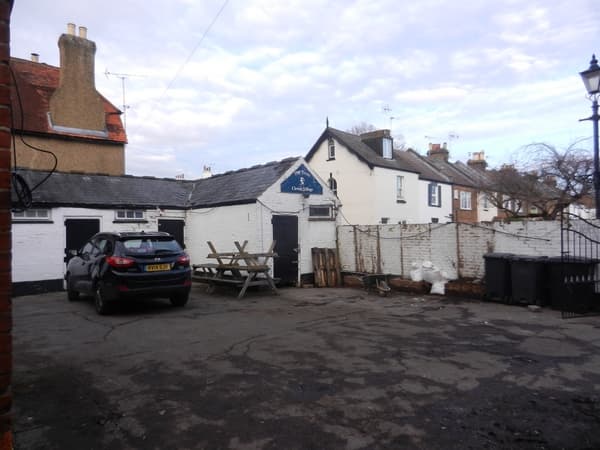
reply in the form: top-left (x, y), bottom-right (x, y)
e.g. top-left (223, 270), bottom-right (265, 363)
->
top-left (453, 187), bottom-right (478, 223)
top-left (339, 221), bottom-right (561, 280)
top-left (0, 1), bottom-right (12, 448)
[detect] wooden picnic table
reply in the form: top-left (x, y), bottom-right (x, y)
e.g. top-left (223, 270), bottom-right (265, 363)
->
top-left (192, 240), bottom-right (278, 299)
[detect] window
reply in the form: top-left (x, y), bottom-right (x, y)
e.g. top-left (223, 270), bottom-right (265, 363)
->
top-left (381, 217), bottom-right (389, 224)
top-left (383, 137), bottom-right (392, 159)
top-left (428, 183), bottom-right (441, 207)
top-left (396, 176), bottom-right (405, 202)
top-left (460, 191), bottom-right (472, 210)
top-left (309, 205), bottom-right (334, 220)
top-left (328, 174), bottom-right (338, 196)
top-left (327, 138), bottom-right (335, 160)
top-left (12, 208), bottom-right (51, 221)
top-left (115, 209), bottom-right (145, 221)
top-left (431, 217), bottom-right (439, 223)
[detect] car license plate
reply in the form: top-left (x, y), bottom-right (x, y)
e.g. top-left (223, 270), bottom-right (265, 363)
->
top-left (145, 263), bottom-right (171, 272)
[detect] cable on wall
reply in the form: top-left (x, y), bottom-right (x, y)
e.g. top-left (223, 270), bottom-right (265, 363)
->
top-left (9, 64), bottom-right (58, 210)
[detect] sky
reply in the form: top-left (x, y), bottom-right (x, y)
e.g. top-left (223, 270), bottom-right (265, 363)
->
top-left (10, 0), bottom-right (600, 179)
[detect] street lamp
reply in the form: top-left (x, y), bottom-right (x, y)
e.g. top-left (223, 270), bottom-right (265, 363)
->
top-left (580, 54), bottom-right (600, 218)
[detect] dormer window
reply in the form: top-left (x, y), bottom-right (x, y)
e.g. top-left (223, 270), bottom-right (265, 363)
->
top-left (327, 138), bottom-right (335, 160)
top-left (382, 137), bottom-right (392, 159)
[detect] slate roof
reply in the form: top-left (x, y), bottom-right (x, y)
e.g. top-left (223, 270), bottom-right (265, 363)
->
top-left (13, 158), bottom-right (300, 209)
top-left (424, 156), bottom-right (478, 188)
top-left (187, 157), bottom-right (298, 207)
top-left (453, 161), bottom-right (492, 188)
top-left (14, 170), bottom-right (191, 209)
top-left (10, 57), bottom-right (127, 143)
top-left (306, 127), bottom-right (449, 183)
top-left (401, 150), bottom-right (450, 183)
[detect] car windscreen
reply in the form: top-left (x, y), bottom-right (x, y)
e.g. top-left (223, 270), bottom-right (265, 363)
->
top-left (117, 237), bottom-right (182, 256)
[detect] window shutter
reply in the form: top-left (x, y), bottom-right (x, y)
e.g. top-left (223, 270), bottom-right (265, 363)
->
top-left (428, 184), bottom-right (433, 206)
top-left (437, 185), bottom-right (442, 207)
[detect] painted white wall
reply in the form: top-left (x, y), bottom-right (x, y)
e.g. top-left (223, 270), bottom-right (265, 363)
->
top-left (338, 221), bottom-right (563, 279)
top-left (416, 180), bottom-right (453, 224)
top-left (186, 159), bottom-right (340, 280)
top-left (185, 203), bottom-right (261, 266)
top-left (12, 207), bottom-right (186, 283)
top-left (308, 137), bottom-right (437, 225)
top-left (371, 166), bottom-right (420, 224)
top-left (477, 193), bottom-right (498, 222)
top-left (307, 138), bottom-right (377, 224)
top-left (259, 159), bottom-right (339, 276)
top-left (13, 160), bottom-right (339, 286)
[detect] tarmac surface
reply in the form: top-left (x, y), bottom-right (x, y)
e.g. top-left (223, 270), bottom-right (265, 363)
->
top-left (12, 284), bottom-right (600, 449)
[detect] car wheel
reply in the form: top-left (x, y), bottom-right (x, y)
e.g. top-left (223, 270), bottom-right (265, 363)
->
top-left (170, 292), bottom-right (189, 307)
top-left (94, 285), bottom-right (112, 315)
top-left (66, 276), bottom-right (79, 302)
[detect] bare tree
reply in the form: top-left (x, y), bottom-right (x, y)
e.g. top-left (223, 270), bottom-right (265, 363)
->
top-left (393, 133), bottom-right (406, 151)
top-left (347, 122), bottom-right (406, 150)
top-left (347, 122), bottom-right (376, 135)
top-left (480, 141), bottom-right (593, 219)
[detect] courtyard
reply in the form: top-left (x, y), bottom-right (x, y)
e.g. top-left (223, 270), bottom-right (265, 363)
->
top-left (12, 285), bottom-right (600, 449)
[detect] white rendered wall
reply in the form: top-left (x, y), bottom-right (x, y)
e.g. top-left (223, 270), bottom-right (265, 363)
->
top-left (307, 138), bottom-right (377, 224)
top-left (477, 193), bottom-right (498, 222)
top-left (371, 166), bottom-right (421, 224)
top-left (416, 180), bottom-right (453, 224)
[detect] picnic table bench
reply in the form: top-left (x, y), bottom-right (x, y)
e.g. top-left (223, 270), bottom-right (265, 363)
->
top-left (192, 240), bottom-right (278, 299)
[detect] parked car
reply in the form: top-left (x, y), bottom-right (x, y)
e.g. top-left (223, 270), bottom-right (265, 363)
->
top-left (65, 231), bottom-right (192, 314)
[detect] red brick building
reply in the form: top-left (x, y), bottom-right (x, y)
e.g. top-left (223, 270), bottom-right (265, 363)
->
top-left (1, 2), bottom-right (13, 448)
top-left (10, 24), bottom-right (126, 175)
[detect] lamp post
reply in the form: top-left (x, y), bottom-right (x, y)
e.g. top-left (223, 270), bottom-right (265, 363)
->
top-left (580, 54), bottom-right (600, 218)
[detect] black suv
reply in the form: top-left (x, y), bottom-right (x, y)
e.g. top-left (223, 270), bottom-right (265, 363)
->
top-left (65, 231), bottom-right (192, 314)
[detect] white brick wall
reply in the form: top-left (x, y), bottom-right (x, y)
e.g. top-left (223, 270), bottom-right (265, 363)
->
top-left (12, 207), bottom-right (185, 282)
top-left (338, 220), bottom-right (564, 280)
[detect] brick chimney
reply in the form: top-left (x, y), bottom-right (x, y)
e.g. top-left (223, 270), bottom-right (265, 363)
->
top-left (360, 129), bottom-right (394, 159)
top-left (427, 142), bottom-right (449, 162)
top-left (467, 151), bottom-right (488, 171)
top-left (49, 24), bottom-right (105, 131)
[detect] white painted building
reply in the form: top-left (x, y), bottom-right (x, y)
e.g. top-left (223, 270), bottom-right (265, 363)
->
top-left (306, 127), bottom-right (453, 225)
top-left (11, 158), bottom-right (340, 295)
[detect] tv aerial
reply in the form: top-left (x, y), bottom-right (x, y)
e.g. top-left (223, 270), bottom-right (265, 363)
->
top-left (105, 69), bottom-right (145, 131)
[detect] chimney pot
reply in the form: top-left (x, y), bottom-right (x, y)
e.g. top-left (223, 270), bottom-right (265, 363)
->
top-left (78, 26), bottom-right (87, 39)
top-left (30, 53), bottom-right (39, 62)
top-left (442, 142), bottom-right (447, 149)
top-left (67, 23), bottom-right (76, 35)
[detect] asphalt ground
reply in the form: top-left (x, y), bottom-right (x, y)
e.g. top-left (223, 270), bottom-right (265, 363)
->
top-left (12, 284), bottom-right (600, 449)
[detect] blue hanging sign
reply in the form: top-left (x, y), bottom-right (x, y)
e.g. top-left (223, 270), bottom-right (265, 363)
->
top-left (281, 164), bottom-right (323, 195)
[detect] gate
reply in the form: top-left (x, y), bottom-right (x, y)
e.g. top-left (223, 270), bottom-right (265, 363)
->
top-left (560, 212), bottom-right (600, 317)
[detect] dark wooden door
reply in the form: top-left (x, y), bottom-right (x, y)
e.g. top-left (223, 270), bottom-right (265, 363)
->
top-left (64, 218), bottom-right (100, 263)
top-left (158, 219), bottom-right (185, 248)
top-left (272, 215), bottom-right (298, 285)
